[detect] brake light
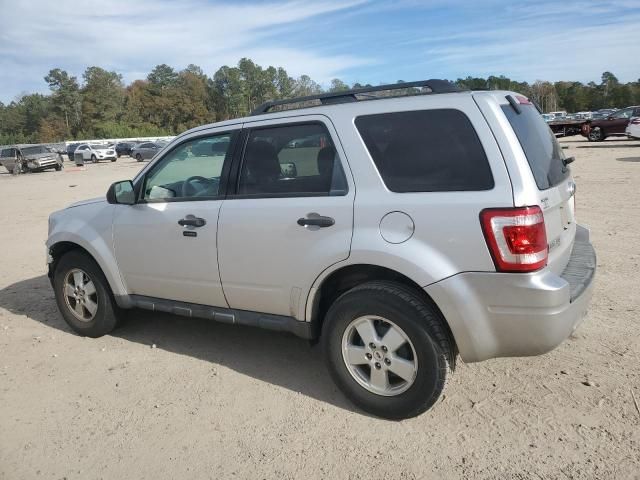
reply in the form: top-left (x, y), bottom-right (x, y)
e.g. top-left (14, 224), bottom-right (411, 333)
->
top-left (480, 206), bottom-right (548, 272)
top-left (515, 95), bottom-right (532, 105)
top-left (630, 118), bottom-right (640, 125)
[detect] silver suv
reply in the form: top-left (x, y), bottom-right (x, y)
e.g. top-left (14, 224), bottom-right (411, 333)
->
top-left (46, 80), bottom-right (596, 419)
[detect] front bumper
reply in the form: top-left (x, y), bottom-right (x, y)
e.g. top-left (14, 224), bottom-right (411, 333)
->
top-left (27, 158), bottom-right (59, 169)
top-left (426, 224), bottom-right (596, 363)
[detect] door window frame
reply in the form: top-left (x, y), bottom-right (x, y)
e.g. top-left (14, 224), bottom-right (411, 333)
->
top-left (226, 119), bottom-right (349, 199)
top-left (133, 129), bottom-right (241, 204)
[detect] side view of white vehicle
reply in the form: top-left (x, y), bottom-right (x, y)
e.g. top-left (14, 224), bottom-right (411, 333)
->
top-left (626, 117), bottom-right (640, 140)
top-left (73, 143), bottom-right (117, 164)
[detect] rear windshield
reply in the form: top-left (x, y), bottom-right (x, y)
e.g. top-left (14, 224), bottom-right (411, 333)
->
top-left (502, 103), bottom-right (569, 190)
top-left (355, 109), bottom-right (494, 192)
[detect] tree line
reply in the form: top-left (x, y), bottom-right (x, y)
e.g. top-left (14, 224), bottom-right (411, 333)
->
top-left (1, 58), bottom-right (638, 145)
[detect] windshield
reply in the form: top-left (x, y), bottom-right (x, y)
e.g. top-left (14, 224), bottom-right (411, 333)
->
top-left (22, 146), bottom-right (48, 155)
top-left (93, 144), bottom-right (111, 149)
top-left (502, 102), bottom-right (569, 190)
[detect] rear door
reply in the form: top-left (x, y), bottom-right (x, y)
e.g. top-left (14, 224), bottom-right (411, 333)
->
top-left (483, 94), bottom-right (576, 273)
top-left (217, 116), bottom-right (354, 319)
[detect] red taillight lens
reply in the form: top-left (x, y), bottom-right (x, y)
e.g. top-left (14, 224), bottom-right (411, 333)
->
top-left (630, 118), bottom-right (640, 125)
top-left (480, 206), bottom-right (548, 272)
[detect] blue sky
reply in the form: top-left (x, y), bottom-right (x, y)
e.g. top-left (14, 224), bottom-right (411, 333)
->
top-left (1, 0), bottom-right (639, 103)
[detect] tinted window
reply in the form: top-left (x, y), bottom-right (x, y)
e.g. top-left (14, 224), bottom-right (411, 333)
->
top-left (355, 109), bottom-right (493, 192)
top-left (238, 123), bottom-right (347, 196)
top-left (611, 108), bottom-right (633, 119)
top-left (142, 133), bottom-right (233, 201)
top-left (501, 103), bottom-right (569, 190)
top-left (22, 146), bottom-right (48, 155)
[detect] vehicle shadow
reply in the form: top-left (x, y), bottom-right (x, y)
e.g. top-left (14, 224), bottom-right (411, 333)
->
top-left (0, 275), bottom-right (359, 414)
top-left (617, 157), bottom-right (640, 162)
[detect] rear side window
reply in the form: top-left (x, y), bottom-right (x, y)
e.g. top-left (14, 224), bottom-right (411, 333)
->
top-left (501, 103), bottom-right (568, 190)
top-left (355, 109), bottom-right (493, 192)
top-left (237, 123), bottom-right (347, 197)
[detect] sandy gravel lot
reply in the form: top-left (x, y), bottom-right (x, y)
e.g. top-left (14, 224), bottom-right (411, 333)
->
top-left (1, 137), bottom-right (639, 479)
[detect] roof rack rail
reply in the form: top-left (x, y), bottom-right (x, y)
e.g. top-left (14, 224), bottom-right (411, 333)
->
top-left (250, 79), bottom-right (462, 116)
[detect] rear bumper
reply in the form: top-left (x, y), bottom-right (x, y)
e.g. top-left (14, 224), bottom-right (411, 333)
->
top-left (426, 224), bottom-right (596, 363)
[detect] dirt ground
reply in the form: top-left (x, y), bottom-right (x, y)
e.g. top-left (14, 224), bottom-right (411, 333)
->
top-left (1, 137), bottom-right (639, 480)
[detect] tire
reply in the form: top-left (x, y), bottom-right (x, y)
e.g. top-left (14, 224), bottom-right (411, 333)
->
top-left (588, 127), bottom-right (604, 142)
top-left (111, 158), bottom-right (117, 162)
top-left (135, 153), bottom-right (143, 162)
top-left (55, 164), bottom-right (62, 171)
top-left (91, 154), bottom-right (97, 163)
top-left (53, 250), bottom-right (123, 338)
top-left (322, 281), bottom-right (455, 420)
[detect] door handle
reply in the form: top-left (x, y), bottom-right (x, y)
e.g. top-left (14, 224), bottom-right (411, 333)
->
top-left (297, 215), bottom-right (335, 228)
top-left (178, 216), bottom-right (206, 227)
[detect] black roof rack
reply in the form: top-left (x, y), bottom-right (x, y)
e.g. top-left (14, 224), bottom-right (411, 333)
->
top-left (250, 79), bottom-right (462, 116)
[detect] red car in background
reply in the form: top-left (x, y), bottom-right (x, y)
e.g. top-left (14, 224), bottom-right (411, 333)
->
top-left (581, 106), bottom-right (640, 141)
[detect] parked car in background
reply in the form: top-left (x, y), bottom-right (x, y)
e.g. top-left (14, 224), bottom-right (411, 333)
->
top-left (66, 143), bottom-right (81, 161)
top-left (131, 141), bottom-right (164, 161)
top-left (626, 117), bottom-right (640, 140)
top-left (0, 144), bottom-right (63, 174)
top-left (73, 143), bottom-right (117, 164)
top-left (581, 106), bottom-right (640, 141)
top-left (115, 142), bottom-right (136, 157)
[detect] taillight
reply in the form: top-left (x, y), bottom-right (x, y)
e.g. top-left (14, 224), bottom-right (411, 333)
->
top-left (630, 118), bottom-right (640, 125)
top-left (480, 206), bottom-right (548, 272)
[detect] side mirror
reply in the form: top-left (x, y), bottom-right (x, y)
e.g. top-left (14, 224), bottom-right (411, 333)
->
top-left (106, 180), bottom-right (135, 205)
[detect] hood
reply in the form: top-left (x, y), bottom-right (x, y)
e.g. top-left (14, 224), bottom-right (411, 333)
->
top-left (67, 196), bottom-right (106, 209)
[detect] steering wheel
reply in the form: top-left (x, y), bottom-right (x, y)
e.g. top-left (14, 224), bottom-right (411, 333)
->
top-left (181, 176), bottom-right (210, 197)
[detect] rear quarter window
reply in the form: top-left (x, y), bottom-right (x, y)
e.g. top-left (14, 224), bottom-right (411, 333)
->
top-left (501, 103), bottom-right (569, 190)
top-left (355, 109), bottom-right (493, 192)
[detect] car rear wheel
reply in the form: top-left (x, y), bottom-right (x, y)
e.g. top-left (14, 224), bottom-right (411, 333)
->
top-left (588, 127), bottom-right (604, 142)
top-left (53, 250), bottom-right (123, 337)
top-left (135, 153), bottom-right (143, 162)
top-left (55, 164), bottom-right (62, 171)
top-left (322, 281), bottom-right (455, 419)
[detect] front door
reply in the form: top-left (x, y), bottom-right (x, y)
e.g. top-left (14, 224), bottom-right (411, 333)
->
top-left (112, 129), bottom-right (238, 307)
top-left (217, 117), bottom-right (354, 318)
top-left (607, 107), bottom-right (634, 134)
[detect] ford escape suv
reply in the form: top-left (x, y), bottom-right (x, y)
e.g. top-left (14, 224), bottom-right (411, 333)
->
top-left (46, 80), bottom-right (596, 419)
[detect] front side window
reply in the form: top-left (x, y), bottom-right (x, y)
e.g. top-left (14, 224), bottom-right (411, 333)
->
top-left (612, 108), bottom-right (633, 119)
top-left (355, 109), bottom-right (493, 192)
top-left (238, 123), bottom-right (346, 197)
top-left (142, 133), bottom-right (234, 201)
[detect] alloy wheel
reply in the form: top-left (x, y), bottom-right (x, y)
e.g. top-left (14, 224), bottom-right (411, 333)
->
top-left (63, 268), bottom-right (98, 322)
top-left (341, 315), bottom-right (418, 396)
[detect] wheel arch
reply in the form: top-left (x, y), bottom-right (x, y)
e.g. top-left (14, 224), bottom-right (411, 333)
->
top-left (307, 263), bottom-right (456, 350)
top-left (47, 237), bottom-right (130, 307)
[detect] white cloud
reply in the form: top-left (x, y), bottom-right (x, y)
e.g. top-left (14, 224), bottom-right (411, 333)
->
top-left (0, 0), bottom-right (371, 101)
top-left (417, 3), bottom-right (640, 83)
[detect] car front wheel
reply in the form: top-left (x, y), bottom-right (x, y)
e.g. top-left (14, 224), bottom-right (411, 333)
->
top-left (135, 154), bottom-right (143, 162)
top-left (53, 250), bottom-right (122, 337)
top-left (588, 127), bottom-right (604, 142)
top-left (322, 281), bottom-right (455, 420)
